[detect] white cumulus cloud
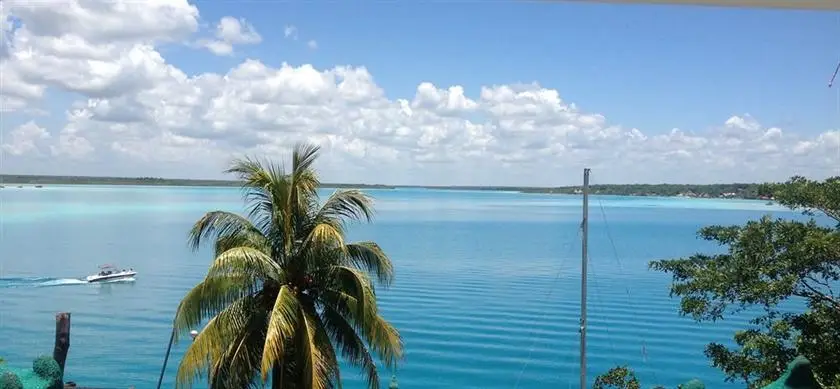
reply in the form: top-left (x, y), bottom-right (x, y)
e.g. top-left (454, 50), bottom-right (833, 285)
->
top-left (197, 16), bottom-right (262, 56)
top-left (0, 0), bottom-right (838, 186)
top-left (1, 121), bottom-right (51, 156)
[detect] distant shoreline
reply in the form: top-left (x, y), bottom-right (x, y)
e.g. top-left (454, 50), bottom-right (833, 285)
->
top-left (0, 174), bottom-right (774, 200)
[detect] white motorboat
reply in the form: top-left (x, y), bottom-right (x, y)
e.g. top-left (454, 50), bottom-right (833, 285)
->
top-left (85, 264), bottom-right (137, 283)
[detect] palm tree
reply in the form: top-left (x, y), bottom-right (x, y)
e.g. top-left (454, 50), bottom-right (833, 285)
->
top-left (172, 142), bottom-right (404, 389)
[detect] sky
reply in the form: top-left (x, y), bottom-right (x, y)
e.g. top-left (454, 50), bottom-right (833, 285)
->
top-left (1, 0), bottom-right (839, 187)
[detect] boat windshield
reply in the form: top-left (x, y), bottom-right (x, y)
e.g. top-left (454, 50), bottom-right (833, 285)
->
top-left (94, 265), bottom-right (133, 276)
top-left (97, 265), bottom-right (118, 276)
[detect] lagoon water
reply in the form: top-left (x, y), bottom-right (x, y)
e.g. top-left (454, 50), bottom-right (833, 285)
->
top-left (0, 185), bottom-right (803, 388)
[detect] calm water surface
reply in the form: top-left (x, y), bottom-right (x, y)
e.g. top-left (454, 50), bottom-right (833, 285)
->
top-left (0, 185), bottom-right (808, 388)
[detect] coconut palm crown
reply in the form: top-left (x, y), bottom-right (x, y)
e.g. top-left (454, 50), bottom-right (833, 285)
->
top-left (173, 143), bottom-right (404, 389)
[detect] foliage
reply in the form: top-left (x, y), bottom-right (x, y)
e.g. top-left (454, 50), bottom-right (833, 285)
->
top-left (31, 356), bottom-right (60, 381)
top-left (0, 358), bottom-right (4, 365)
top-left (173, 143), bottom-right (404, 389)
top-left (648, 176), bottom-right (840, 388)
top-left (0, 372), bottom-right (22, 389)
top-left (593, 366), bottom-right (641, 389)
top-left (679, 379), bottom-right (705, 389)
top-left (32, 355), bottom-right (61, 389)
top-left (593, 366), bottom-right (701, 389)
top-left (592, 367), bottom-right (713, 389)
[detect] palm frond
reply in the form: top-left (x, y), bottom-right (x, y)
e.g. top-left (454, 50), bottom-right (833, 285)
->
top-left (319, 289), bottom-right (403, 369)
top-left (292, 142), bottom-right (321, 179)
top-left (253, 160), bottom-right (299, 261)
top-left (245, 186), bottom-right (279, 240)
top-left (208, 311), bottom-right (270, 389)
top-left (175, 293), bottom-right (267, 389)
top-left (207, 246), bottom-right (284, 281)
top-left (359, 312), bottom-right (403, 370)
top-left (188, 211), bottom-right (266, 252)
top-left (225, 156), bottom-right (275, 188)
top-left (317, 190), bottom-right (375, 225)
top-left (330, 265), bottom-right (379, 316)
top-left (226, 157), bottom-right (286, 243)
top-left (260, 285), bottom-right (302, 381)
top-left (214, 229), bottom-right (271, 257)
top-left (173, 273), bottom-right (259, 340)
top-left (344, 242), bottom-right (394, 287)
top-left (304, 222), bottom-right (348, 254)
top-left (321, 266), bottom-right (403, 366)
top-left (319, 304), bottom-right (380, 389)
top-left (291, 142), bottom-right (322, 214)
top-left (297, 300), bottom-right (333, 389)
top-left (307, 301), bottom-right (342, 389)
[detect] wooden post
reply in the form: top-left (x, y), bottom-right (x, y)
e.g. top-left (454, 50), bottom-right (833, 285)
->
top-left (53, 312), bottom-right (71, 382)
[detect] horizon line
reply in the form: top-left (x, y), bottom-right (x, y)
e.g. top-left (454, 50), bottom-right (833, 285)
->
top-left (0, 173), bottom-right (779, 189)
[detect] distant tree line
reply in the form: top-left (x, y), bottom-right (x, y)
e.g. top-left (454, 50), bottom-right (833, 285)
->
top-left (0, 174), bottom-right (394, 189)
top-left (518, 183), bottom-right (772, 199)
top-left (1, 174), bottom-right (778, 200)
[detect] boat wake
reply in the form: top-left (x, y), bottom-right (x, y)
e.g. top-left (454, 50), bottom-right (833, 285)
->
top-left (0, 276), bottom-right (136, 289)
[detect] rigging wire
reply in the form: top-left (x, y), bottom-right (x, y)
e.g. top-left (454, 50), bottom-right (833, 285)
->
top-left (585, 243), bottom-right (621, 368)
top-left (155, 327), bottom-right (177, 389)
top-left (829, 60), bottom-right (840, 88)
top-left (594, 194), bottom-right (661, 384)
top-left (512, 225), bottom-right (580, 389)
top-left (829, 13), bottom-right (840, 92)
top-left (577, 192), bottom-right (621, 367)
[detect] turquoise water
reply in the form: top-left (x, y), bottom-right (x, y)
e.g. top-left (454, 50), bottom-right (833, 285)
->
top-left (0, 185), bottom-right (809, 388)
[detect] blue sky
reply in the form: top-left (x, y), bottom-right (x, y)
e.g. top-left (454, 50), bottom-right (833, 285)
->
top-left (1, 0), bottom-right (839, 185)
top-left (183, 1), bottom-right (840, 136)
